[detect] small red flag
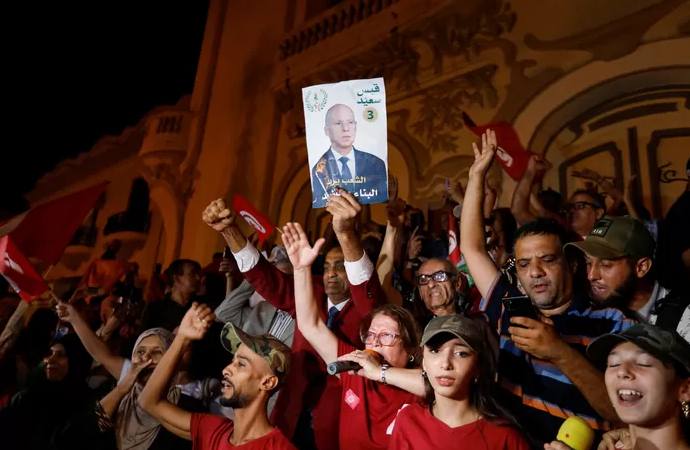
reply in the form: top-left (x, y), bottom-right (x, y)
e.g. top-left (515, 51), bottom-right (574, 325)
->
top-left (232, 195), bottom-right (276, 244)
top-left (0, 235), bottom-right (49, 302)
top-left (462, 113), bottom-right (539, 181)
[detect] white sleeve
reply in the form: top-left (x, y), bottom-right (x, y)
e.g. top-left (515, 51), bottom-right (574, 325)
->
top-left (232, 240), bottom-right (261, 273)
top-left (344, 252), bottom-right (375, 285)
top-left (117, 359), bottom-right (132, 385)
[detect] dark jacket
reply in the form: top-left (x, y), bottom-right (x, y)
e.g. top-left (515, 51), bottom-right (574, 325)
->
top-left (311, 147), bottom-right (388, 207)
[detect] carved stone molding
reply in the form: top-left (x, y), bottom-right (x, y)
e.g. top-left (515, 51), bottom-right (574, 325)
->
top-left (139, 162), bottom-right (199, 208)
top-left (524, 0), bottom-right (687, 62)
top-left (274, 0), bottom-right (516, 123)
top-left (279, 0), bottom-right (402, 61)
top-left (411, 64), bottom-right (499, 153)
top-left (646, 127), bottom-right (690, 217)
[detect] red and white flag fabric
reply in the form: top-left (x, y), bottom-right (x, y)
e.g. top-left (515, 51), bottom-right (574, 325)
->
top-left (462, 112), bottom-right (539, 181)
top-left (0, 235), bottom-right (49, 302)
top-left (447, 212), bottom-right (474, 288)
top-left (232, 195), bottom-right (276, 245)
top-left (0, 182), bottom-right (108, 265)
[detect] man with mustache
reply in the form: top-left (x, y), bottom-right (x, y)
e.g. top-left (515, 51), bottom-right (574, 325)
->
top-left (139, 303), bottom-right (296, 449)
top-left (460, 130), bottom-right (634, 444)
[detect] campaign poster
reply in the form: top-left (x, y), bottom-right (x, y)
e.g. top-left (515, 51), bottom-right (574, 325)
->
top-left (302, 77), bottom-right (388, 208)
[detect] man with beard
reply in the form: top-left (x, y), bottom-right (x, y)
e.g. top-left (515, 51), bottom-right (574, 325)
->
top-left (460, 130), bottom-right (634, 445)
top-left (139, 303), bottom-right (296, 449)
top-left (565, 215), bottom-right (690, 341)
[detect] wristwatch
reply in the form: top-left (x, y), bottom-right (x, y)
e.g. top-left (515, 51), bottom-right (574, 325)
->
top-left (381, 364), bottom-right (390, 385)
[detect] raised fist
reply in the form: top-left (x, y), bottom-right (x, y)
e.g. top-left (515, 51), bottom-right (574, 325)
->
top-left (202, 198), bottom-right (235, 232)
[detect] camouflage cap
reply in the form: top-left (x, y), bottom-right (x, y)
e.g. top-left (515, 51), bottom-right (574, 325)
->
top-left (587, 323), bottom-right (690, 376)
top-left (421, 314), bottom-right (485, 353)
top-left (565, 215), bottom-right (656, 260)
top-left (220, 322), bottom-right (291, 386)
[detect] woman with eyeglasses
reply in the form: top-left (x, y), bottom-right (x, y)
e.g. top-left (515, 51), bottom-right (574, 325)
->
top-left (283, 222), bottom-right (424, 450)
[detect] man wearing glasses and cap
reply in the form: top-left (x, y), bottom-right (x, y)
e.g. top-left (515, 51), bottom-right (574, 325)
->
top-left (139, 303), bottom-right (296, 449)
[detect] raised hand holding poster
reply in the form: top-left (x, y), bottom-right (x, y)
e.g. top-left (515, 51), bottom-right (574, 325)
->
top-left (302, 78), bottom-right (388, 208)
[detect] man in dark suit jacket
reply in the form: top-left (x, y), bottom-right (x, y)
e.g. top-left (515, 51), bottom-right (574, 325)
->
top-left (311, 104), bottom-right (388, 207)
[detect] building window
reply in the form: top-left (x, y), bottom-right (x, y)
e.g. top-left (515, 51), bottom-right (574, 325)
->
top-left (156, 115), bottom-right (183, 134)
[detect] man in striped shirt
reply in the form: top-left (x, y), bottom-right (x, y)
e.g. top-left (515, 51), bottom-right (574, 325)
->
top-left (460, 131), bottom-right (634, 444)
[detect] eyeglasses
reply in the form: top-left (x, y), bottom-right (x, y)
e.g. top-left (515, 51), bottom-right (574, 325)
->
top-left (416, 270), bottom-right (455, 285)
top-left (563, 201), bottom-right (600, 212)
top-left (362, 332), bottom-right (400, 346)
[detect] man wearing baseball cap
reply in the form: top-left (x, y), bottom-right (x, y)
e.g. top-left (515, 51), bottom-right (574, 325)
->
top-left (565, 216), bottom-right (690, 341)
top-left (139, 303), bottom-right (296, 449)
top-left (586, 323), bottom-right (690, 450)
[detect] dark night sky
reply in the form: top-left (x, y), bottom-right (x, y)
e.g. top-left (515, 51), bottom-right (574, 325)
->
top-left (3, 2), bottom-right (210, 212)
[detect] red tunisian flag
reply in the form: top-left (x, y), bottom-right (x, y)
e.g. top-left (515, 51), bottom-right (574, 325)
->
top-left (448, 212), bottom-right (462, 267)
top-left (0, 235), bottom-right (49, 302)
top-left (0, 182), bottom-right (107, 265)
top-left (232, 195), bottom-right (276, 245)
top-left (448, 212), bottom-right (474, 288)
top-left (462, 112), bottom-right (539, 181)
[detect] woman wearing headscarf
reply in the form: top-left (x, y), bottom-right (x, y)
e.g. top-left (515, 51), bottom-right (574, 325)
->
top-left (0, 333), bottom-right (96, 449)
top-left (56, 303), bottom-right (205, 450)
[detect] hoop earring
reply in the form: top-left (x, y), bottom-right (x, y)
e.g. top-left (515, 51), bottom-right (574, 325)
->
top-left (683, 401), bottom-right (689, 420)
top-left (422, 371), bottom-right (428, 378)
top-left (409, 355), bottom-right (414, 363)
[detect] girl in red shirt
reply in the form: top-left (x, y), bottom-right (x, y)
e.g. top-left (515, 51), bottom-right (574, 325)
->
top-left (283, 222), bottom-right (423, 450)
top-left (389, 314), bottom-right (531, 450)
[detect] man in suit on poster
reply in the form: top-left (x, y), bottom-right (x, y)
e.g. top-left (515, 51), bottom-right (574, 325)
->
top-left (311, 104), bottom-right (388, 207)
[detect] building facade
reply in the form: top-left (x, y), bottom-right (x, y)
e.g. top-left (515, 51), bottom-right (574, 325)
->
top-left (30, 0), bottom-right (690, 281)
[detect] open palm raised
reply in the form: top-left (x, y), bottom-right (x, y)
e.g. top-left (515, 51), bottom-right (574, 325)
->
top-left (469, 129), bottom-right (497, 177)
top-left (282, 222), bottom-right (325, 271)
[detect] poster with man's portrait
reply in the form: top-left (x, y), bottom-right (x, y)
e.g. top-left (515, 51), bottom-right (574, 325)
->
top-left (302, 77), bottom-right (388, 208)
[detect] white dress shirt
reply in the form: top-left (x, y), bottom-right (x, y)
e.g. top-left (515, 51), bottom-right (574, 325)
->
top-left (232, 240), bottom-right (376, 311)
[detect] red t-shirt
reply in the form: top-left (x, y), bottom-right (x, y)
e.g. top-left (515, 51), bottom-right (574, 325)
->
top-left (190, 413), bottom-right (297, 450)
top-left (389, 403), bottom-right (531, 450)
top-left (337, 341), bottom-right (421, 450)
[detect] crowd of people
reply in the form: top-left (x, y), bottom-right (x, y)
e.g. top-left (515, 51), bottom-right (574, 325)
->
top-left (0, 129), bottom-right (688, 450)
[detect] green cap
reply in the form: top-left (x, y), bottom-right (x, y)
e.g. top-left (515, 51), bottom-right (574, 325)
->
top-left (587, 323), bottom-right (690, 376)
top-left (220, 322), bottom-right (291, 386)
top-left (421, 314), bottom-right (499, 372)
top-left (565, 215), bottom-right (656, 260)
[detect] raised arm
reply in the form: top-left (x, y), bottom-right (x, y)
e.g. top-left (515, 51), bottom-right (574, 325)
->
top-left (326, 187), bottom-right (365, 263)
top-left (99, 359), bottom-right (152, 418)
top-left (511, 155), bottom-right (549, 226)
top-left (459, 131), bottom-right (501, 299)
top-left (283, 222), bottom-right (338, 366)
top-left (138, 303), bottom-right (215, 439)
top-left (377, 198), bottom-right (406, 306)
top-left (573, 168), bottom-right (624, 212)
top-left (56, 302), bottom-right (125, 379)
top-left (328, 187), bottom-right (383, 312)
top-left (203, 199), bottom-right (297, 313)
top-left (509, 316), bottom-right (620, 422)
